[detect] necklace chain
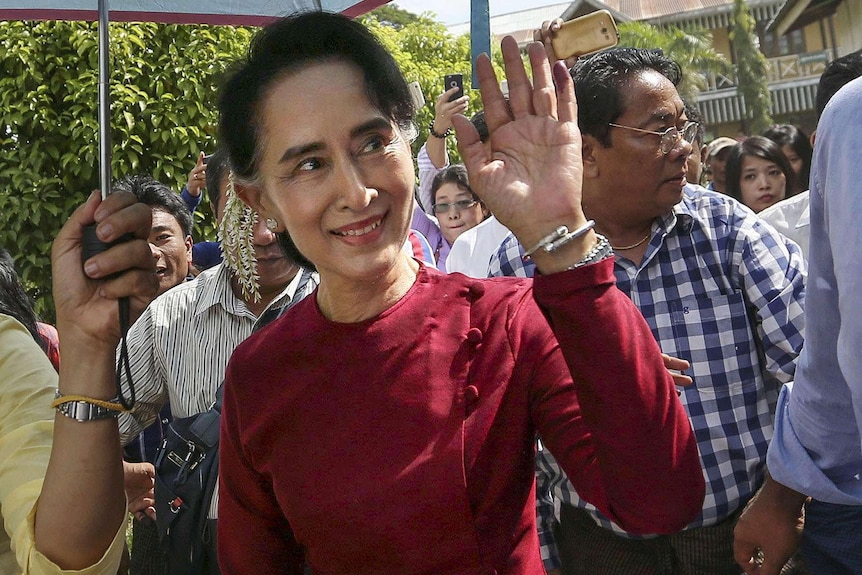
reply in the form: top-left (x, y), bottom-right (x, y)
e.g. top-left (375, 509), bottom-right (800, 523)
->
top-left (610, 232), bottom-right (651, 251)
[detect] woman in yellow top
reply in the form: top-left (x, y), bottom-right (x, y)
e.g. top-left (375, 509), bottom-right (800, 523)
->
top-left (0, 191), bottom-right (157, 573)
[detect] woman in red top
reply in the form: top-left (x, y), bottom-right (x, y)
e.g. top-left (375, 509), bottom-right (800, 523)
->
top-left (216, 11), bottom-right (704, 574)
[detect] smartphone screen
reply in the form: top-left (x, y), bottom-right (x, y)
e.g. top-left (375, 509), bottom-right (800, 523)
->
top-left (444, 74), bottom-right (464, 102)
top-left (202, 154), bottom-right (213, 165)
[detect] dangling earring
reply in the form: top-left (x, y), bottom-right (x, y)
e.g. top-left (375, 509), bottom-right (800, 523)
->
top-left (266, 218), bottom-right (279, 231)
top-left (218, 171), bottom-right (260, 303)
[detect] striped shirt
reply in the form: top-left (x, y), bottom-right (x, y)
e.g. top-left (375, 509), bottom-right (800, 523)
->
top-left (118, 263), bottom-right (317, 518)
top-left (489, 185), bottom-right (806, 568)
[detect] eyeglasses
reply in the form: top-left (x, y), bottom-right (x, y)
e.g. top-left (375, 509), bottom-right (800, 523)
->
top-left (432, 199), bottom-right (479, 215)
top-left (607, 121), bottom-right (700, 155)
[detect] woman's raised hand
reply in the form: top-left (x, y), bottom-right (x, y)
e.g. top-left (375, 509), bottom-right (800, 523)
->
top-left (434, 87), bottom-right (469, 135)
top-left (453, 37), bottom-right (594, 273)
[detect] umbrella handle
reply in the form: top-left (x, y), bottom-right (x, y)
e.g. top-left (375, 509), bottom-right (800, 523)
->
top-left (98, 0), bottom-right (111, 199)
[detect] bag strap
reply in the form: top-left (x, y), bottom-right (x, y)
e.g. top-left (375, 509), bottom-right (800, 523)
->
top-left (213, 381), bottom-right (225, 413)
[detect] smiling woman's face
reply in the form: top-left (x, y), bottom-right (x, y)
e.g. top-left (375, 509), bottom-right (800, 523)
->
top-left (242, 61), bottom-right (417, 287)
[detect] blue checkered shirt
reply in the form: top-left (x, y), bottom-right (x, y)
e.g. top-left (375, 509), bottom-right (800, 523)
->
top-left (489, 186), bottom-right (806, 569)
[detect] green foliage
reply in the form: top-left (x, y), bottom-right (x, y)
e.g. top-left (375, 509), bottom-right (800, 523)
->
top-left (618, 21), bottom-right (730, 102)
top-left (0, 20), bottom-right (252, 320)
top-left (730, 0), bottom-right (773, 134)
top-left (368, 4), bottom-right (422, 28)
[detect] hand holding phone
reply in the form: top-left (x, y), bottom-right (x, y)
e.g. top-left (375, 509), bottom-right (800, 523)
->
top-left (444, 74), bottom-right (464, 102)
top-left (547, 10), bottom-right (619, 61)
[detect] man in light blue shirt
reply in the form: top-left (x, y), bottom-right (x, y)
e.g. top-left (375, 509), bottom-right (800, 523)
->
top-left (734, 61), bottom-right (862, 575)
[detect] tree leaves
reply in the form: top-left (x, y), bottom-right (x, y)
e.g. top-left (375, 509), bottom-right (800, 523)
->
top-left (618, 21), bottom-right (730, 103)
top-left (0, 20), bottom-right (252, 320)
top-left (730, 0), bottom-right (774, 134)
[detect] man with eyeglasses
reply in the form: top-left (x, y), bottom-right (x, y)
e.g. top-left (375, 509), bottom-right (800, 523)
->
top-left (489, 46), bottom-right (806, 574)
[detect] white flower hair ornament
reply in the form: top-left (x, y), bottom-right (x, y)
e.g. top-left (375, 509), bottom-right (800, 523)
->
top-left (217, 171), bottom-right (260, 303)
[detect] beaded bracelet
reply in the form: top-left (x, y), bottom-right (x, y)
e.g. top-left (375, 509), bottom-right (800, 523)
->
top-left (522, 220), bottom-right (596, 261)
top-left (428, 120), bottom-right (452, 139)
top-left (567, 234), bottom-right (613, 268)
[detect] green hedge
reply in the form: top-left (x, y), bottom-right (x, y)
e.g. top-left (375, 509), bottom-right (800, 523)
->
top-left (0, 20), bottom-right (253, 320)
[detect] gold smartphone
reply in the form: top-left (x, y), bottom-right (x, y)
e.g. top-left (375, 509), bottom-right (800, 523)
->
top-left (550, 10), bottom-right (619, 60)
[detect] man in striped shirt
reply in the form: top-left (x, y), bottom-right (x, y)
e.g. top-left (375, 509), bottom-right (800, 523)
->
top-left (117, 149), bottom-right (316, 574)
top-left (113, 173), bottom-right (196, 574)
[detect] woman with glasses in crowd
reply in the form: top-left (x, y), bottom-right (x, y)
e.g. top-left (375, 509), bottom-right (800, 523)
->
top-left (429, 164), bottom-right (490, 260)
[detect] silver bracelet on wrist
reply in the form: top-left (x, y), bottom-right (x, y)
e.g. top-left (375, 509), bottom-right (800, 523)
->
top-left (567, 234), bottom-right (613, 268)
top-left (522, 220), bottom-right (596, 261)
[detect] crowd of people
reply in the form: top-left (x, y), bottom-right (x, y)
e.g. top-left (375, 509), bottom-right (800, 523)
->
top-left (1, 8), bottom-right (862, 575)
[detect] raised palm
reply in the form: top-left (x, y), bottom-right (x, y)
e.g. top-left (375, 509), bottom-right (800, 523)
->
top-left (454, 38), bottom-right (586, 253)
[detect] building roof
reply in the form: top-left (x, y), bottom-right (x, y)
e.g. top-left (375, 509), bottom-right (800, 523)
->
top-left (566, 0), bottom-right (780, 20)
top-left (585, 0), bottom-right (782, 23)
top-left (589, 0), bottom-right (730, 20)
top-left (768, 0), bottom-right (842, 34)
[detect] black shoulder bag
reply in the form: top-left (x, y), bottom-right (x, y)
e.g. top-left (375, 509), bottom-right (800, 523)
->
top-left (153, 384), bottom-right (222, 574)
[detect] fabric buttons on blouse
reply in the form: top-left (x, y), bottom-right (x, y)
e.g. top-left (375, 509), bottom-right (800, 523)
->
top-left (468, 282), bottom-right (486, 300)
top-left (466, 328), bottom-right (483, 344)
top-left (465, 385), bottom-right (479, 403)
top-left (464, 385), bottom-right (480, 415)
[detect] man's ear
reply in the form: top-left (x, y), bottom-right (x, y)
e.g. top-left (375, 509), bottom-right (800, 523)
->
top-left (184, 235), bottom-right (193, 263)
top-left (582, 135), bottom-right (600, 180)
top-left (234, 182), bottom-right (268, 217)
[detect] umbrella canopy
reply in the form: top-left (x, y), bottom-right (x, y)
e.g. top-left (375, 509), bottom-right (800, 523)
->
top-left (0, 0), bottom-right (389, 25)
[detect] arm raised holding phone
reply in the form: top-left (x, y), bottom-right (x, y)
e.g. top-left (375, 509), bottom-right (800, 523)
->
top-left (534, 11), bottom-right (619, 68)
top-left (427, 81), bottom-right (469, 165)
top-left (418, 81), bottom-right (470, 211)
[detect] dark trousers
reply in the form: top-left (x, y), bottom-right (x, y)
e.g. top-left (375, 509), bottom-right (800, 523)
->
top-left (128, 518), bottom-right (220, 575)
top-left (800, 500), bottom-right (862, 575)
top-left (555, 504), bottom-right (806, 575)
top-left (130, 519), bottom-right (169, 575)
top-left (203, 519), bottom-right (221, 575)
